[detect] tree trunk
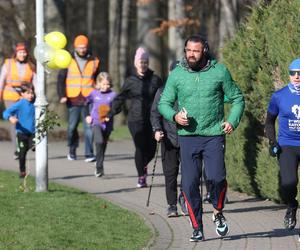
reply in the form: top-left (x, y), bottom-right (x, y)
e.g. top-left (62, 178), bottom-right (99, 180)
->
top-left (108, 0), bottom-right (120, 83)
top-left (44, 0), bottom-right (66, 119)
top-left (119, 0), bottom-right (130, 86)
top-left (86, 0), bottom-right (95, 37)
top-left (92, 0), bottom-right (109, 71)
top-left (109, 0), bottom-right (124, 126)
top-left (0, 0), bottom-right (35, 59)
top-left (137, 1), bottom-right (162, 77)
top-left (218, 0), bottom-right (237, 49)
top-left (168, 0), bottom-right (185, 65)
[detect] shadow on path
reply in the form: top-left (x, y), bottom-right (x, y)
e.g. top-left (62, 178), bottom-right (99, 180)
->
top-left (220, 228), bottom-right (299, 241)
top-left (225, 205), bottom-right (285, 214)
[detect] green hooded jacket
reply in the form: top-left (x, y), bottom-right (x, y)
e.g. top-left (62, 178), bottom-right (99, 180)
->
top-left (158, 59), bottom-right (245, 136)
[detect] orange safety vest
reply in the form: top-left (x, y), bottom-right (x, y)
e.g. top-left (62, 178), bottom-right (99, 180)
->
top-left (66, 57), bottom-right (100, 98)
top-left (3, 58), bottom-right (34, 101)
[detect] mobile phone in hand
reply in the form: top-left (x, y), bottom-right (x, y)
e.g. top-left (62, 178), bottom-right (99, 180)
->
top-left (181, 107), bottom-right (188, 119)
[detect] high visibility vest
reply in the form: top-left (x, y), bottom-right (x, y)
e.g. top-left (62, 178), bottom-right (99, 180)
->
top-left (3, 59), bottom-right (34, 101)
top-left (66, 57), bottom-right (100, 98)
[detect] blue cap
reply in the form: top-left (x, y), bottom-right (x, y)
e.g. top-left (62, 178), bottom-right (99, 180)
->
top-left (289, 58), bottom-right (300, 70)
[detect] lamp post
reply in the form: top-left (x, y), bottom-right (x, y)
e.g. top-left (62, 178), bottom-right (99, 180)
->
top-left (35, 0), bottom-right (48, 192)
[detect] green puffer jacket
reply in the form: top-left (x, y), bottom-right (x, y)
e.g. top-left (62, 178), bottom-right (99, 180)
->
top-left (158, 59), bottom-right (245, 136)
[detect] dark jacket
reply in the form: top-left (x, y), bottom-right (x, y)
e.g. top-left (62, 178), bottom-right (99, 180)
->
top-left (150, 86), bottom-right (178, 148)
top-left (108, 69), bottom-right (163, 122)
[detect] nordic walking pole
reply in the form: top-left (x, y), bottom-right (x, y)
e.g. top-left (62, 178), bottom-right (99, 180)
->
top-left (146, 142), bottom-right (160, 207)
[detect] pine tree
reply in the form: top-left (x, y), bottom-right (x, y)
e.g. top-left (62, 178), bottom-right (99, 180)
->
top-left (222, 0), bottom-right (300, 201)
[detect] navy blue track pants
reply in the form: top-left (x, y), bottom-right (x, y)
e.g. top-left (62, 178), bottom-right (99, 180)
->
top-left (179, 135), bottom-right (227, 230)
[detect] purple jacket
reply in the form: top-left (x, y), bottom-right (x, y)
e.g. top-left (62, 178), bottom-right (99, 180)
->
top-left (86, 89), bottom-right (116, 132)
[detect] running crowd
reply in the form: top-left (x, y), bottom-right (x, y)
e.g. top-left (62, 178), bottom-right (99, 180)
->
top-left (1, 34), bottom-right (300, 243)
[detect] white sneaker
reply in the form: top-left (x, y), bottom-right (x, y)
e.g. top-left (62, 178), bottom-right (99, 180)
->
top-left (85, 156), bottom-right (96, 162)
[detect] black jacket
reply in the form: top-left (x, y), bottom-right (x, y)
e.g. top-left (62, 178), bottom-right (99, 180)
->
top-left (150, 86), bottom-right (179, 148)
top-left (108, 69), bottom-right (163, 122)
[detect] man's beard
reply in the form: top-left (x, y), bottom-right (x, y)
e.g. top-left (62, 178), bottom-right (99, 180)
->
top-left (76, 51), bottom-right (87, 58)
top-left (187, 57), bottom-right (201, 71)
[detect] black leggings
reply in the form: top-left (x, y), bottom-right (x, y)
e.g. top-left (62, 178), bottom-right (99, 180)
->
top-left (161, 138), bottom-right (180, 205)
top-left (278, 146), bottom-right (300, 208)
top-left (93, 126), bottom-right (110, 173)
top-left (17, 133), bottom-right (34, 173)
top-left (128, 121), bottom-right (156, 177)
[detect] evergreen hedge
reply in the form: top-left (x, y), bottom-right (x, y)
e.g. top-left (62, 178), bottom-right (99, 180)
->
top-left (221, 0), bottom-right (300, 202)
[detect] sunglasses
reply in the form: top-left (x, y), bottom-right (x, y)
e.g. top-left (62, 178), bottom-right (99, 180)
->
top-left (289, 70), bottom-right (300, 76)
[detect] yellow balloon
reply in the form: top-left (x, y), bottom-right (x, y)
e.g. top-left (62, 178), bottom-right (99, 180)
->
top-left (44, 31), bottom-right (67, 49)
top-left (54, 49), bottom-right (72, 69)
top-left (46, 59), bottom-right (59, 69)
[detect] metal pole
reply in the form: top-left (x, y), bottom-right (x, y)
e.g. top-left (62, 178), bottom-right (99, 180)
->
top-left (35, 0), bottom-right (48, 192)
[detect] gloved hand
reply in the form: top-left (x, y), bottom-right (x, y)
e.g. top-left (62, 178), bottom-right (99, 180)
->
top-left (269, 141), bottom-right (281, 157)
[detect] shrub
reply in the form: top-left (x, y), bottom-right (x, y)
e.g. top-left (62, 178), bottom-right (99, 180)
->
top-left (222, 0), bottom-right (300, 201)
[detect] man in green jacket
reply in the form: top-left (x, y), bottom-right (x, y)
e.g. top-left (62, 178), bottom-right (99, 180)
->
top-left (158, 35), bottom-right (245, 242)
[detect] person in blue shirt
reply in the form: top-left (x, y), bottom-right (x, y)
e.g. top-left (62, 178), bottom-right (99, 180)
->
top-left (265, 58), bottom-right (300, 231)
top-left (3, 83), bottom-right (35, 178)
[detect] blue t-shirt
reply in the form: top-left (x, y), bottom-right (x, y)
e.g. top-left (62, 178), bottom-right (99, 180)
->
top-left (3, 98), bottom-right (35, 135)
top-left (268, 85), bottom-right (300, 146)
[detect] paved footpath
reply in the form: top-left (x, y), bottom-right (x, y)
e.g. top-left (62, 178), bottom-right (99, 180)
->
top-left (1, 139), bottom-right (300, 249)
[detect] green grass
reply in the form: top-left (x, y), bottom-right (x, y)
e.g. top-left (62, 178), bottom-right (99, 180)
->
top-left (0, 170), bottom-right (151, 249)
top-left (110, 125), bottom-right (131, 141)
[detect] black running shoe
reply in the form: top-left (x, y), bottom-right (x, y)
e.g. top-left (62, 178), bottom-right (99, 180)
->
top-left (167, 205), bottom-right (178, 218)
top-left (14, 151), bottom-right (19, 160)
top-left (284, 207), bottom-right (297, 230)
top-left (189, 228), bottom-right (204, 242)
top-left (203, 192), bottom-right (211, 204)
top-left (213, 212), bottom-right (229, 237)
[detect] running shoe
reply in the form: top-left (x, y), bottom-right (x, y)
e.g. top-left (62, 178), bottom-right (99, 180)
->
top-left (94, 170), bottom-right (104, 178)
top-left (19, 171), bottom-right (26, 178)
top-left (212, 212), bottom-right (229, 237)
top-left (85, 156), bottom-right (96, 162)
top-left (203, 192), bottom-right (211, 204)
top-left (67, 154), bottom-right (76, 161)
top-left (167, 205), bottom-right (178, 218)
top-left (136, 176), bottom-right (147, 188)
top-left (189, 228), bottom-right (204, 242)
top-left (284, 207), bottom-right (297, 230)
